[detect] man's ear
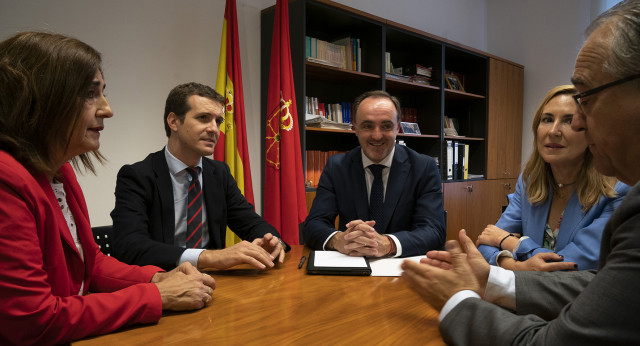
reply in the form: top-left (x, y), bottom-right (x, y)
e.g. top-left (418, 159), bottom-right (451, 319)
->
top-left (167, 112), bottom-right (179, 132)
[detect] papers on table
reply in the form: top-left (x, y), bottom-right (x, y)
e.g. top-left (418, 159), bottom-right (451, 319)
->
top-left (309, 251), bottom-right (426, 277)
top-left (313, 250), bottom-right (369, 267)
top-left (369, 255), bottom-right (425, 277)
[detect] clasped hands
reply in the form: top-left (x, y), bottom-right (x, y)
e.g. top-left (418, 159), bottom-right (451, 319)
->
top-left (198, 233), bottom-right (286, 270)
top-left (401, 229), bottom-right (489, 311)
top-left (328, 220), bottom-right (392, 257)
top-left (476, 224), bottom-right (576, 271)
top-left (152, 262), bottom-right (216, 311)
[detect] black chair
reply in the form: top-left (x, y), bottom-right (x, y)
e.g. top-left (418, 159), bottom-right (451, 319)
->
top-left (91, 225), bottom-right (113, 256)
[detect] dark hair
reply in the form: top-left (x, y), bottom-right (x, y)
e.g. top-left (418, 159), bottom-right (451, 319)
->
top-left (0, 61), bottom-right (34, 166)
top-left (0, 31), bottom-right (104, 176)
top-left (164, 82), bottom-right (225, 137)
top-left (351, 90), bottom-right (401, 124)
top-left (587, 0), bottom-right (640, 82)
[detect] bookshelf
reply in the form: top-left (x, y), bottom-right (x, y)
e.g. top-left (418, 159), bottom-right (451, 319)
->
top-left (261, 0), bottom-right (523, 240)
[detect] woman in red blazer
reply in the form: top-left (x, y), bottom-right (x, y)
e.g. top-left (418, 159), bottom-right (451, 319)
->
top-left (0, 32), bottom-right (216, 345)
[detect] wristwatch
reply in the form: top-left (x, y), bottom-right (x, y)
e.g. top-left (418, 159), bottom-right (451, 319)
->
top-left (276, 236), bottom-right (291, 253)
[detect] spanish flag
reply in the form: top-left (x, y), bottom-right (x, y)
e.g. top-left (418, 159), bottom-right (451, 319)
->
top-left (215, 0), bottom-right (254, 246)
top-left (264, 0), bottom-right (308, 245)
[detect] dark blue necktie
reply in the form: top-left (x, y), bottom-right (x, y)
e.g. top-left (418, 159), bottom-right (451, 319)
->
top-left (368, 164), bottom-right (385, 232)
top-left (186, 167), bottom-right (203, 248)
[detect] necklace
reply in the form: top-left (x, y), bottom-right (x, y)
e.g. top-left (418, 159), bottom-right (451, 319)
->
top-left (557, 181), bottom-right (576, 188)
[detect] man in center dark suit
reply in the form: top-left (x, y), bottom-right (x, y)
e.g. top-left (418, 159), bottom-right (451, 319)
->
top-left (111, 82), bottom-right (287, 271)
top-left (304, 90), bottom-right (445, 257)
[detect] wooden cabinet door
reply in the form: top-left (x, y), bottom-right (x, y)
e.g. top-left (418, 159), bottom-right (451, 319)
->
top-left (487, 59), bottom-right (524, 180)
top-left (443, 181), bottom-right (472, 241)
top-left (465, 179), bottom-right (514, 241)
top-left (443, 179), bottom-right (515, 242)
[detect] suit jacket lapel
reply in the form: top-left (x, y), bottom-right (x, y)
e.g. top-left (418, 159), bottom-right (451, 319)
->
top-left (202, 159), bottom-right (222, 249)
top-left (557, 192), bottom-right (585, 246)
top-left (529, 193), bottom-right (552, 243)
top-left (152, 151), bottom-right (177, 245)
top-left (35, 173), bottom-right (80, 260)
top-left (382, 145), bottom-right (408, 234)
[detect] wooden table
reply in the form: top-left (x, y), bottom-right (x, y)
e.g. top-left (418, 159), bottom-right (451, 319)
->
top-left (74, 246), bottom-right (444, 345)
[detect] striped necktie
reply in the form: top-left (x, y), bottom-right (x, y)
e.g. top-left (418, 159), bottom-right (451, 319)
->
top-left (185, 166), bottom-right (203, 248)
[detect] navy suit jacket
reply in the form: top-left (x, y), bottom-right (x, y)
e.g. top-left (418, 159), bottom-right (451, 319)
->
top-left (303, 144), bottom-right (445, 256)
top-left (111, 149), bottom-right (279, 270)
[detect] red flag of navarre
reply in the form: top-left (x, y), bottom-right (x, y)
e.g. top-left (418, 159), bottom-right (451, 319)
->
top-left (264, 0), bottom-right (308, 245)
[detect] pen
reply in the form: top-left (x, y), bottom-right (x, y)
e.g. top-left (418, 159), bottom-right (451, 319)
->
top-left (298, 255), bottom-right (306, 269)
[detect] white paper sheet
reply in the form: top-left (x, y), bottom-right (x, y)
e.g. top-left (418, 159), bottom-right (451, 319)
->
top-left (369, 255), bottom-right (425, 276)
top-left (313, 251), bottom-right (369, 267)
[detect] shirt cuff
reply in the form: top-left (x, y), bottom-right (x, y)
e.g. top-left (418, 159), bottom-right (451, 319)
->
top-left (512, 236), bottom-right (529, 253)
top-left (484, 265), bottom-right (516, 310)
top-left (178, 248), bottom-right (206, 268)
top-left (495, 250), bottom-right (514, 267)
top-left (439, 290), bottom-right (481, 322)
top-left (387, 234), bottom-right (402, 257)
top-left (322, 231), bottom-right (339, 250)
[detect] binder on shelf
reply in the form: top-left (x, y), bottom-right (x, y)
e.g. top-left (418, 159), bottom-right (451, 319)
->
top-left (457, 142), bottom-right (465, 180)
top-left (453, 141), bottom-right (459, 180)
top-left (446, 140), bottom-right (453, 180)
top-left (463, 144), bottom-right (470, 180)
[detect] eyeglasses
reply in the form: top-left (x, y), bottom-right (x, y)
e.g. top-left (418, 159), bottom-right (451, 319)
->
top-left (573, 73), bottom-right (640, 113)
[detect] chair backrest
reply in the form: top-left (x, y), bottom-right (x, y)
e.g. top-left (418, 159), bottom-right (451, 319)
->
top-left (91, 225), bottom-right (113, 256)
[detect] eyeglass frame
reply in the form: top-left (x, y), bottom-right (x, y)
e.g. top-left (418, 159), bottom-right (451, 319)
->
top-left (573, 73), bottom-right (640, 112)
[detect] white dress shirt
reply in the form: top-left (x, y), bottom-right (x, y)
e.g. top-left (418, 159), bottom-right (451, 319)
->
top-left (164, 147), bottom-right (210, 267)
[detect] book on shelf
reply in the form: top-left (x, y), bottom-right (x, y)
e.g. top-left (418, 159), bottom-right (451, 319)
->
top-left (385, 52), bottom-right (391, 73)
top-left (446, 140), bottom-right (454, 180)
top-left (305, 96), bottom-right (351, 127)
top-left (305, 35), bottom-right (361, 72)
top-left (403, 64), bottom-right (432, 78)
top-left (305, 114), bottom-right (352, 130)
top-left (401, 107), bottom-right (418, 123)
top-left (386, 73), bottom-right (411, 82)
top-left (457, 142), bottom-right (466, 180)
top-left (305, 150), bottom-right (346, 188)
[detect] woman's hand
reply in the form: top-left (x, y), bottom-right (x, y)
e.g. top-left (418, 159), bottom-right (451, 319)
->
top-left (476, 224), bottom-right (512, 247)
top-left (152, 262), bottom-right (216, 311)
top-left (502, 253), bottom-right (577, 272)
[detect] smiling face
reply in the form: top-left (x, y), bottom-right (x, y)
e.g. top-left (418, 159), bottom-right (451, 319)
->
top-left (167, 94), bottom-right (224, 166)
top-left (353, 96), bottom-right (398, 163)
top-left (64, 71), bottom-right (113, 162)
top-left (571, 22), bottom-right (640, 185)
top-left (536, 94), bottom-right (587, 171)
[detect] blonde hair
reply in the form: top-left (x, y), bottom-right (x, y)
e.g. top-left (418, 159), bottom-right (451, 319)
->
top-left (522, 85), bottom-right (617, 211)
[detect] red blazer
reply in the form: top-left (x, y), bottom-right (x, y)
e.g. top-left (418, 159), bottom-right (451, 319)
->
top-left (0, 151), bottom-right (163, 345)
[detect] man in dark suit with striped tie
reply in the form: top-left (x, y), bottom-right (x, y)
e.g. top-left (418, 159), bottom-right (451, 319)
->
top-left (111, 83), bottom-right (287, 271)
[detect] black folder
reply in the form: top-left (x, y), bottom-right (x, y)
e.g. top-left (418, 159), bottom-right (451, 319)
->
top-left (306, 250), bottom-right (372, 276)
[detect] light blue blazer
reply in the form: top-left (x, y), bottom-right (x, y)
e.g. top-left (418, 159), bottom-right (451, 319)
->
top-left (478, 174), bottom-right (630, 270)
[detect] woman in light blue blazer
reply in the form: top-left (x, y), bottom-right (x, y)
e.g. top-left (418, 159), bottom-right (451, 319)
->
top-left (477, 85), bottom-right (629, 271)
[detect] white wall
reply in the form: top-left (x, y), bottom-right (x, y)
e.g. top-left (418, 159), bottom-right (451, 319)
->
top-left (0, 0), bottom-right (609, 226)
top-left (0, 0), bottom-right (273, 226)
top-left (486, 0), bottom-right (592, 166)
